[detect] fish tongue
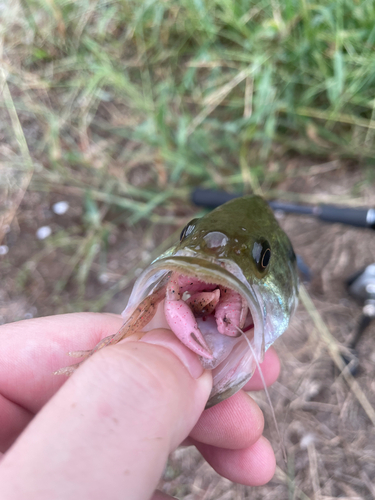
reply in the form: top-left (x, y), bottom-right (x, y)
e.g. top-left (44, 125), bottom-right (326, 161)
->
top-left (196, 316), bottom-right (240, 369)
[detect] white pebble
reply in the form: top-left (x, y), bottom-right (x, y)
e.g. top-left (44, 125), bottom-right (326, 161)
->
top-left (300, 433), bottom-right (315, 449)
top-left (98, 273), bottom-right (109, 284)
top-left (0, 245), bottom-right (9, 255)
top-left (52, 201), bottom-right (69, 215)
top-left (36, 226), bottom-right (52, 240)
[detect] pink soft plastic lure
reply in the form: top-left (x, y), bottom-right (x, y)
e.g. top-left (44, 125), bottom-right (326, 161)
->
top-left (163, 273), bottom-right (245, 359)
top-left (56, 196), bottom-right (298, 407)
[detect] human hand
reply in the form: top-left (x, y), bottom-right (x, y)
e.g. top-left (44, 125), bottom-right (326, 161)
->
top-left (0, 313), bottom-right (280, 499)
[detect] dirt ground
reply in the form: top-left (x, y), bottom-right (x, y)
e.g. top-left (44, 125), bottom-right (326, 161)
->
top-left (2, 163), bottom-right (375, 499)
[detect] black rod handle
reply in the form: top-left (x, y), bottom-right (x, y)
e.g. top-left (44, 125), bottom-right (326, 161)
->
top-left (191, 189), bottom-right (239, 208)
top-left (317, 205), bottom-right (375, 229)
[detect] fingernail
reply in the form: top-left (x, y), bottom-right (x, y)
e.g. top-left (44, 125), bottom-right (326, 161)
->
top-left (140, 329), bottom-right (205, 379)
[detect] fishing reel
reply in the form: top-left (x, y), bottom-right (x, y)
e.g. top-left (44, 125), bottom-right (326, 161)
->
top-left (343, 263), bottom-right (375, 374)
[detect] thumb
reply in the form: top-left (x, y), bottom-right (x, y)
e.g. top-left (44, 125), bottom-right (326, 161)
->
top-left (0, 329), bottom-right (212, 500)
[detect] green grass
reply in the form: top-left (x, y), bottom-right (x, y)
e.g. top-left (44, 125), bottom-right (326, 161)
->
top-left (1, 0), bottom-right (375, 309)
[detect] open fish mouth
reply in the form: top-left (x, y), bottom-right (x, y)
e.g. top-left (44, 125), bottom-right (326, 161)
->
top-left (122, 252), bottom-right (265, 407)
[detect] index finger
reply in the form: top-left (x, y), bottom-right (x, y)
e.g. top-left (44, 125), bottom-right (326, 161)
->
top-left (0, 313), bottom-right (124, 414)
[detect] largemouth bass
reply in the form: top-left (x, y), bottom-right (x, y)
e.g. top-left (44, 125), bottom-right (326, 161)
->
top-left (59, 196), bottom-right (298, 407)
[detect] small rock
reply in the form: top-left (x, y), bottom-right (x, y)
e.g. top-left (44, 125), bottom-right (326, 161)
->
top-left (52, 201), bottom-right (69, 215)
top-left (98, 273), bottom-right (109, 284)
top-left (0, 245), bottom-right (9, 255)
top-left (36, 226), bottom-right (52, 240)
top-left (300, 433), bottom-right (315, 449)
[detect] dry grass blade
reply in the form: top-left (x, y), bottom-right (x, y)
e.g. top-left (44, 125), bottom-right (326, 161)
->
top-left (243, 76), bottom-right (253, 119)
top-left (239, 143), bottom-right (262, 195)
top-left (0, 68), bottom-right (34, 245)
top-left (306, 440), bottom-right (320, 500)
top-left (299, 284), bottom-right (375, 427)
top-left (294, 106), bottom-right (375, 131)
top-left (187, 64), bottom-right (256, 136)
top-left (275, 466), bottom-right (311, 500)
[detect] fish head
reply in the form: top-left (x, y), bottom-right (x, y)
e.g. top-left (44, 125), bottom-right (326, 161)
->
top-left (123, 196), bottom-right (299, 407)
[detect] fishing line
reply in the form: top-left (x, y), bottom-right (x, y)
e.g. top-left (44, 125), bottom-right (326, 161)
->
top-left (234, 324), bottom-right (287, 463)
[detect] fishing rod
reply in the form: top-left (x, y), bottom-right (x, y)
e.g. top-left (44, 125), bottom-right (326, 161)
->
top-left (191, 188), bottom-right (375, 230)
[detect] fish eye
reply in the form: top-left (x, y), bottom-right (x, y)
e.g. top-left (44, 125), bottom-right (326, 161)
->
top-left (261, 247), bottom-right (271, 268)
top-left (252, 240), bottom-right (271, 272)
top-left (180, 218), bottom-right (199, 242)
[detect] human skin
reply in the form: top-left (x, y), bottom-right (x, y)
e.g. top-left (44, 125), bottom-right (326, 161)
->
top-left (0, 313), bottom-right (280, 499)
